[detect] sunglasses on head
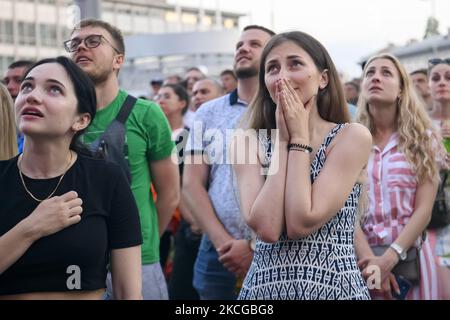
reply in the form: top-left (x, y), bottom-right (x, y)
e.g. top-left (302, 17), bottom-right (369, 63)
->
top-left (428, 58), bottom-right (450, 68)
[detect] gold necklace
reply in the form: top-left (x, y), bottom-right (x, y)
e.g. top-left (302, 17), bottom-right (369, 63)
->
top-left (18, 151), bottom-right (73, 202)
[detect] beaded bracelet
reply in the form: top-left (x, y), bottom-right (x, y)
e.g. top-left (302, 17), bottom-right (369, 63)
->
top-left (287, 143), bottom-right (313, 153)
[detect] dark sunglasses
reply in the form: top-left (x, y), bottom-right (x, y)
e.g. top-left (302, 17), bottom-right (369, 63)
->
top-left (428, 58), bottom-right (450, 68)
top-left (63, 34), bottom-right (121, 54)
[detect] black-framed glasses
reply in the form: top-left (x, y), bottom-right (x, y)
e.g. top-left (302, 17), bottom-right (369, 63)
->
top-left (428, 58), bottom-right (450, 69)
top-left (63, 34), bottom-right (121, 54)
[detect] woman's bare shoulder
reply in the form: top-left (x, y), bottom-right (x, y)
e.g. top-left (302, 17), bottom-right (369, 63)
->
top-left (327, 123), bottom-right (372, 159)
top-left (340, 123), bottom-right (372, 146)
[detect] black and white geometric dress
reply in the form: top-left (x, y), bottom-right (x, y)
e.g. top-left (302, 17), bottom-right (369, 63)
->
top-left (238, 124), bottom-right (371, 300)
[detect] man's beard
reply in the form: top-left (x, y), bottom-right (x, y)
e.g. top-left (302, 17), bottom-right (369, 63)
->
top-left (84, 67), bottom-right (110, 85)
top-left (235, 66), bottom-right (258, 79)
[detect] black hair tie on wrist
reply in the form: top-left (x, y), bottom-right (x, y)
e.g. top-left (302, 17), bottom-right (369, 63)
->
top-left (287, 143), bottom-right (313, 153)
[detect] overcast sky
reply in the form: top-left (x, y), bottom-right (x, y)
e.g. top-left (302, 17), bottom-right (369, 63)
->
top-left (169, 0), bottom-right (450, 78)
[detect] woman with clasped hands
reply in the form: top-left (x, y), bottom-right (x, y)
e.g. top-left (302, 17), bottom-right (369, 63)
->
top-left (231, 31), bottom-right (372, 300)
top-left (355, 54), bottom-right (440, 300)
top-left (0, 57), bottom-right (142, 300)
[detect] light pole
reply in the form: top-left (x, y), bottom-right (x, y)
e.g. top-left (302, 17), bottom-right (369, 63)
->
top-left (430, 0), bottom-right (438, 55)
top-left (431, 0), bottom-right (436, 19)
top-left (74, 0), bottom-right (101, 20)
top-left (215, 0), bottom-right (222, 30)
top-left (421, 0), bottom-right (438, 55)
top-left (421, 0), bottom-right (437, 17)
top-left (270, 0), bottom-right (275, 31)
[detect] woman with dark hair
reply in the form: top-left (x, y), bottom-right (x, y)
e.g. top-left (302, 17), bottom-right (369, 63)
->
top-left (155, 83), bottom-right (189, 271)
top-left (157, 84), bottom-right (189, 130)
top-left (232, 31), bottom-right (372, 299)
top-left (0, 56), bottom-right (142, 299)
top-left (428, 58), bottom-right (450, 299)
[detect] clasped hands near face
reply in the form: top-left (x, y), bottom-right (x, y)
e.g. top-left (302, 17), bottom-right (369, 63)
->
top-left (275, 78), bottom-right (316, 144)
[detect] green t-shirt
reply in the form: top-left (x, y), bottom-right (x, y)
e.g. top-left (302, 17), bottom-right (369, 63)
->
top-left (81, 89), bottom-right (174, 264)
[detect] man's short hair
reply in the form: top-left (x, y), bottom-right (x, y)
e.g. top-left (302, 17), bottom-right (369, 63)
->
top-left (150, 78), bottom-right (164, 86)
top-left (345, 81), bottom-right (359, 92)
top-left (220, 69), bottom-right (237, 80)
top-left (195, 78), bottom-right (225, 95)
top-left (185, 67), bottom-right (203, 74)
top-left (72, 19), bottom-right (125, 55)
top-left (8, 60), bottom-right (34, 70)
top-left (410, 68), bottom-right (428, 77)
top-left (243, 25), bottom-right (275, 37)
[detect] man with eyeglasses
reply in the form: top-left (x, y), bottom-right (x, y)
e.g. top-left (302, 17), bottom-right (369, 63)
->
top-left (66, 19), bottom-right (180, 300)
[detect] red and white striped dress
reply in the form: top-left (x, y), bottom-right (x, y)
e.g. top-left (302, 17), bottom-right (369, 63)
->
top-left (362, 133), bottom-right (439, 300)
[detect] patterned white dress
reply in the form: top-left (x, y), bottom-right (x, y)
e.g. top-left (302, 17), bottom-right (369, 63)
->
top-left (238, 124), bottom-right (370, 300)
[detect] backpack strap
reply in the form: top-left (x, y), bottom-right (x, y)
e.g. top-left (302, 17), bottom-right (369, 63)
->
top-left (87, 95), bottom-right (137, 183)
top-left (115, 95), bottom-right (137, 124)
top-left (439, 171), bottom-right (448, 193)
top-left (89, 94), bottom-right (136, 148)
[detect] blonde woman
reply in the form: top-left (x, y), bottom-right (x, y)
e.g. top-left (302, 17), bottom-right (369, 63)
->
top-left (355, 54), bottom-right (440, 300)
top-left (0, 83), bottom-right (18, 160)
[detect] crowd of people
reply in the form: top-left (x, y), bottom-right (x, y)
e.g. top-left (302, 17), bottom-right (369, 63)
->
top-left (0, 18), bottom-right (450, 300)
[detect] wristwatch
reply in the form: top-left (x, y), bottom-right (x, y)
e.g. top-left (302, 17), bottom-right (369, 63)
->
top-left (390, 243), bottom-right (407, 261)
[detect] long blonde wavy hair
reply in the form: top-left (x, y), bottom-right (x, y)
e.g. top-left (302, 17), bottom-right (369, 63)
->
top-left (357, 53), bottom-right (439, 184)
top-left (0, 83), bottom-right (18, 160)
